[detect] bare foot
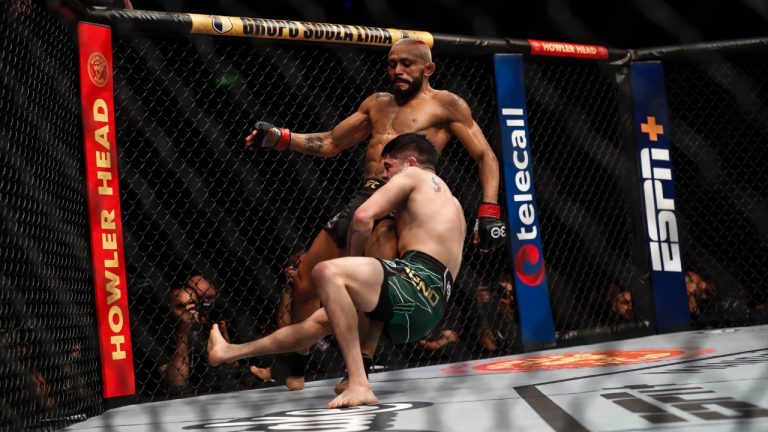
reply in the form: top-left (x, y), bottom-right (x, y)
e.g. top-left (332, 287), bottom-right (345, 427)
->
top-left (326, 384), bottom-right (378, 408)
top-left (250, 366), bottom-right (272, 381)
top-left (250, 366), bottom-right (304, 390)
top-left (207, 323), bottom-right (228, 366)
top-left (286, 375), bottom-right (305, 391)
top-left (334, 377), bottom-right (349, 395)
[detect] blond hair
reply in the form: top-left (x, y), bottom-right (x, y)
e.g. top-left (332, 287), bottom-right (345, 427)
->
top-left (390, 38), bottom-right (432, 63)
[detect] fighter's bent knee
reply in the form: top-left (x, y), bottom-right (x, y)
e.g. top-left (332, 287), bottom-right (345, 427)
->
top-left (310, 260), bottom-right (333, 282)
top-left (311, 261), bottom-right (342, 292)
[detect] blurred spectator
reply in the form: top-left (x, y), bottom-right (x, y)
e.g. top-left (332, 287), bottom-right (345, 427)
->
top-left (556, 282), bottom-right (647, 344)
top-left (475, 282), bottom-right (497, 351)
top-left (1, 327), bottom-right (53, 412)
top-left (686, 270), bottom-right (767, 327)
top-left (159, 273), bottom-right (236, 388)
top-left (498, 274), bottom-right (516, 322)
top-left (685, 270), bottom-right (714, 316)
top-left (249, 250), bottom-right (307, 386)
top-left (474, 274), bottom-right (517, 352)
top-left (605, 283), bottom-right (634, 323)
top-left (62, 340), bottom-right (88, 399)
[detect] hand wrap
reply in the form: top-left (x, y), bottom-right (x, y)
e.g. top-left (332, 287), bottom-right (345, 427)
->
top-left (253, 121), bottom-right (291, 151)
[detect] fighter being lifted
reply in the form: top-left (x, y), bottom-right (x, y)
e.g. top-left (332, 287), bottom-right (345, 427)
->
top-left (245, 38), bottom-right (507, 390)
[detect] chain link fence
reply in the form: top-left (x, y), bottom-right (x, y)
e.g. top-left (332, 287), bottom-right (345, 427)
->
top-left (525, 59), bottom-right (650, 344)
top-left (3, 0), bottom-right (768, 424)
top-left (664, 55), bottom-right (768, 329)
top-left (0, 0), bottom-right (103, 430)
top-left (112, 35), bottom-right (514, 401)
top-left (109, 24), bottom-right (768, 403)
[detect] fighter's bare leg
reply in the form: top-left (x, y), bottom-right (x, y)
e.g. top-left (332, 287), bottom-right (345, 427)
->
top-left (250, 230), bottom-right (343, 389)
top-left (335, 317), bottom-right (383, 395)
top-left (312, 257), bottom-right (384, 408)
top-left (358, 220), bottom-right (396, 359)
top-left (292, 229), bottom-right (344, 336)
top-left (335, 219), bottom-right (396, 394)
top-left (256, 222), bottom-right (395, 389)
top-left (248, 281), bottom-right (295, 382)
top-left (208, 308), bottom-right (333, 366)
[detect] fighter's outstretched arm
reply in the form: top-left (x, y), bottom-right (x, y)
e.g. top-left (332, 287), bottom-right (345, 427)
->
top-left (245, 95), bottom-right (375, 157)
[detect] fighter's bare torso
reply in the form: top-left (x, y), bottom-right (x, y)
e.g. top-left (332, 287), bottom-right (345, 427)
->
top-left (361, 89), bottom-right (463, 177)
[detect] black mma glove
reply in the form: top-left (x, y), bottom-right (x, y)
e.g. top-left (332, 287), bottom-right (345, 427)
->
top-left (252, 121), bottom-right (291, 151)
top-left (474, 202), bottom-right (507, 251)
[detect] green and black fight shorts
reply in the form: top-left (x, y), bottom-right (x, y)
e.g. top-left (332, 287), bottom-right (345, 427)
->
top-left (365, 250), bottom-right (454, 344)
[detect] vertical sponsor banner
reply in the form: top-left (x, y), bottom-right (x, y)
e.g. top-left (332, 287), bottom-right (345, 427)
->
top-left (78, 22), bottom-right (136, 397)
top-left (493, 54), bottom-right (556, 348)
top-left (629, 62), bottom-right (690, 332)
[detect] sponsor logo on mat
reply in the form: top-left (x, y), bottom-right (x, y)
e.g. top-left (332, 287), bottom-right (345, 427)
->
top-left (184, 402), bottom-right (433, 431)
top-left (474, 349), bottom-right (688, 372)
top-left (600, 383), bottom-right (768, 423)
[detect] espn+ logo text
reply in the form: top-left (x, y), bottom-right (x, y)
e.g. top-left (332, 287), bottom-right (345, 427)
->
top-left (502, 108), bottom-right (545, 286)
top-left (640, 146), bottom-right (681, 272)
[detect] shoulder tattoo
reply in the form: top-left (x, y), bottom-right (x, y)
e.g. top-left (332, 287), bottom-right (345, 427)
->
top-left (431, 176), bottom-right (442, 192)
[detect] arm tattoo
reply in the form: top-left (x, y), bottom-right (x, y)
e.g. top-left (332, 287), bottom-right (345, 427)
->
top-left (431, 177), bottom-right (442, 192)
top-left (305, 134), bottom-right (324, 154)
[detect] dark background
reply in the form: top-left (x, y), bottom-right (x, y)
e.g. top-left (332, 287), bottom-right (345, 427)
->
top-left (131, 0), bottom-right (768, 49)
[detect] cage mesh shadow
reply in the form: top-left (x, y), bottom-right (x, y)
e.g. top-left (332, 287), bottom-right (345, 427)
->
top-left (1, 0), bottom-right (103, 430)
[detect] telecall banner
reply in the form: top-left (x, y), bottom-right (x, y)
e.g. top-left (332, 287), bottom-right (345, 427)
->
top-left (493, 54), bottom-right (555, 347)
top-left (78, 22), bottom-right (136, 397)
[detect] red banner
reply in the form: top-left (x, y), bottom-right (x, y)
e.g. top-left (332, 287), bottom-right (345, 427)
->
top-left (528, 39), bottom-right (609, 60)
top-left (78, 22), bottom-right (135, 398)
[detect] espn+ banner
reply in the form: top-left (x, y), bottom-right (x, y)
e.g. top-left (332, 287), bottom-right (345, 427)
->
top-left (629, 62), bottom-right (690, 332)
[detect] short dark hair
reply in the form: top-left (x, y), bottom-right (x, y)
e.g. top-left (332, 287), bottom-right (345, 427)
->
top-left (381, 133), bottom-right (438, 168)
